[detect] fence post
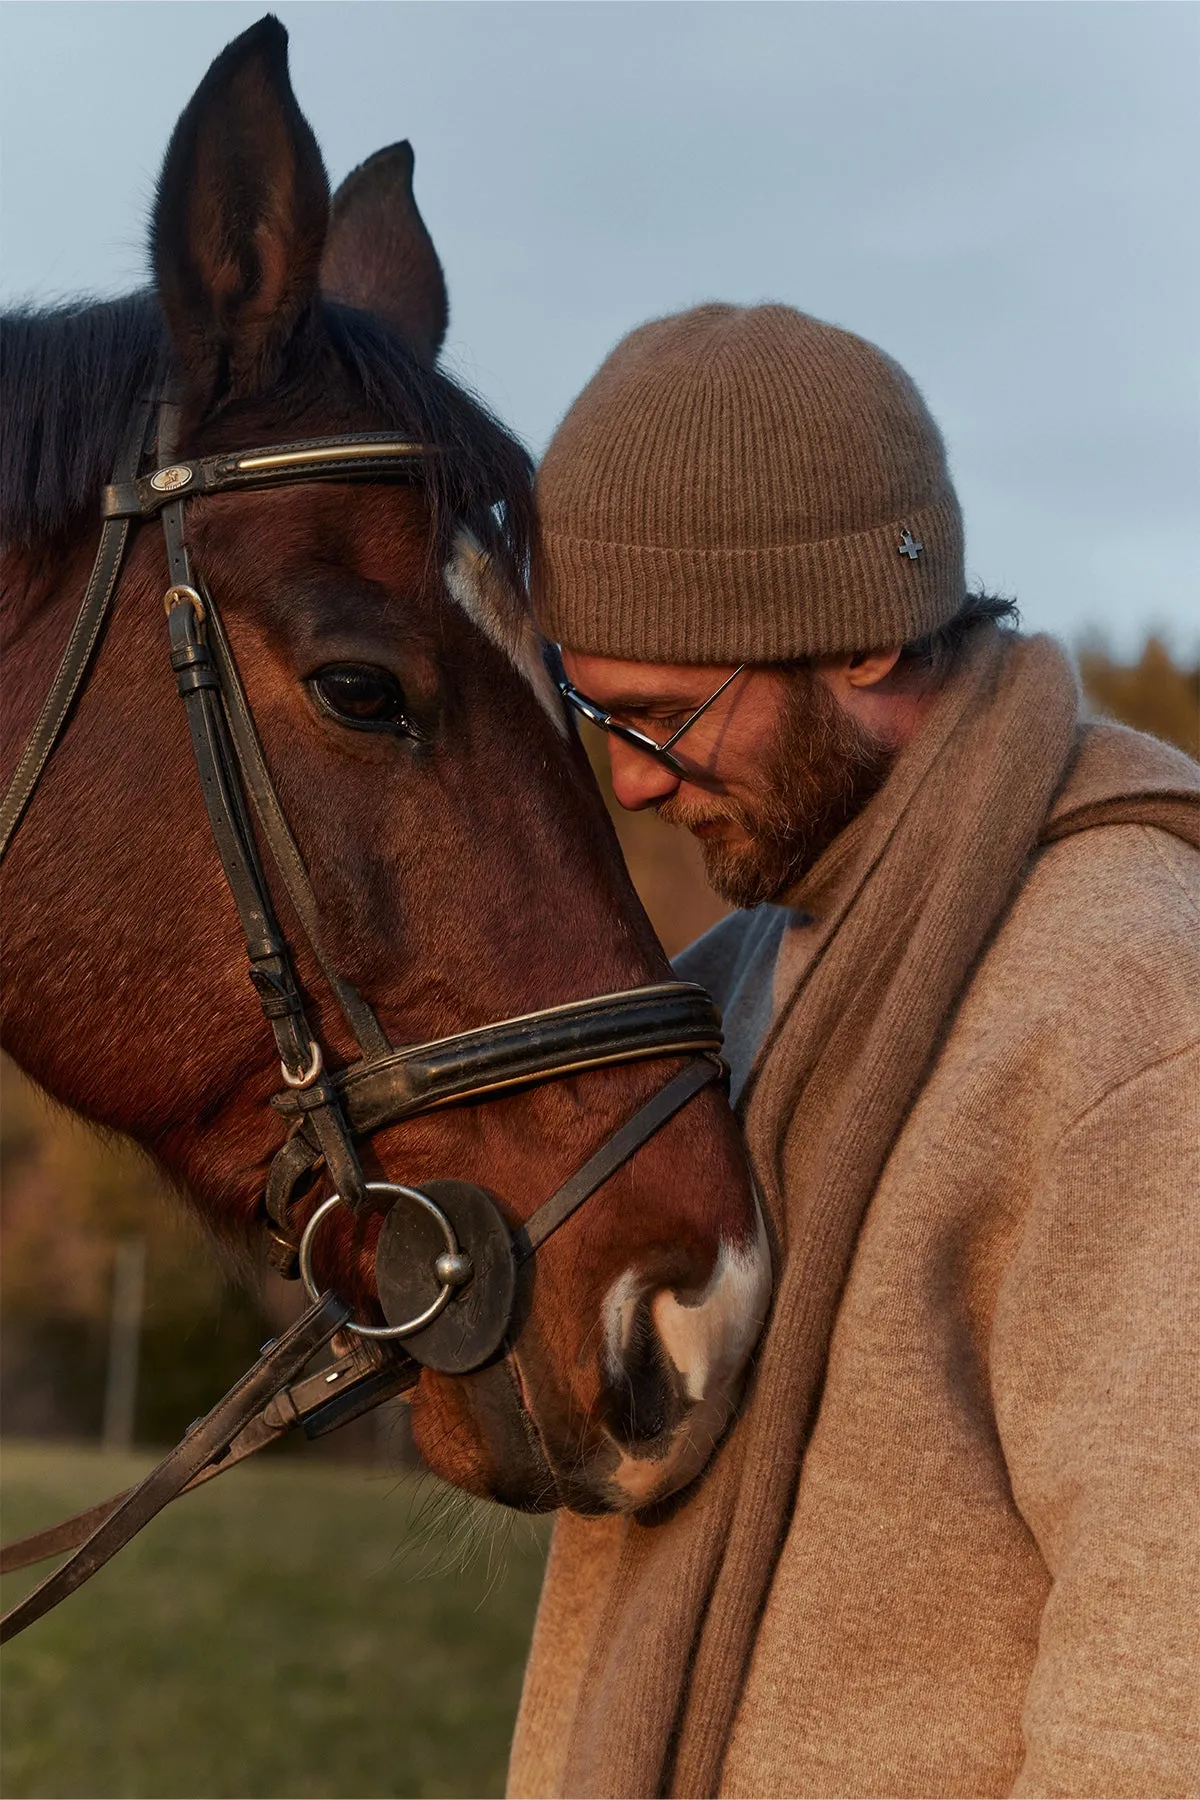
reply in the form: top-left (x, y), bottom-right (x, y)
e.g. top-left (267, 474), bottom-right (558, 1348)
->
top-left (102, 1236), bottom-right (145, 1452)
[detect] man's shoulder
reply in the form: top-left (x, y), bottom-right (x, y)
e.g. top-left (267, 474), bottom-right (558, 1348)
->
top-left (978, 718), bottom-right (1200, 1081)
top-left (961, 820), bottom-right (1200, 1113)
top-left (1018, 818), bottom-right (1200, 956)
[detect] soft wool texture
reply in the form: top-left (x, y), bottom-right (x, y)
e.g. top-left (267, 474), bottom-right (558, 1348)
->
top-left (509, 631), bottom-right (1200, 1799)
top-left (533, 304), bottom-right (965, 663)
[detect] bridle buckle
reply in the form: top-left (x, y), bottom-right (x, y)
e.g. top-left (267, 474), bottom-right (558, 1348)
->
top-left (279, 1041), bottom-right (323, 1090)
top-left (162, 582), bottom-right (205, 621)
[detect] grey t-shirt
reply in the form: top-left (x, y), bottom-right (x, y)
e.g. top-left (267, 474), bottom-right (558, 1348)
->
top-left (673, 905), bottom-right (805, 1109)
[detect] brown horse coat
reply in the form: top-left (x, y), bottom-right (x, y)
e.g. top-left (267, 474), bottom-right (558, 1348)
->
top-left (510, 633), bottom-right (1200, 1798)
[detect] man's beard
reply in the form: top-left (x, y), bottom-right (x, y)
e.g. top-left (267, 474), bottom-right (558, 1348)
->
top-left (657, 668), bottom-right (896, 908)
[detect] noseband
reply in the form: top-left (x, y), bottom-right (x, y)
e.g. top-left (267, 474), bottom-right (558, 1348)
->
top-left (0, 397), bottom-right (728, 1638)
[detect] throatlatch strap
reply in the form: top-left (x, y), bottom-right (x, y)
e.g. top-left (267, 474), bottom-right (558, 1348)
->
top-left (204, 597), bottom-right (389, 1060)
top-left (0, 400), bottom-right (154, 865)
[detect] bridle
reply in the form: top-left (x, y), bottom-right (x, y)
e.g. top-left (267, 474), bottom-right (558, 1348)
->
top-left (0, 395), bottom-right (728, 1639)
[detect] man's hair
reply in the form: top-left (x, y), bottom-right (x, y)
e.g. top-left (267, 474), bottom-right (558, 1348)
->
top-left (896, 590), bottom-right (1020, 682)
top-left (781, 591), bottom-right (1019, 688)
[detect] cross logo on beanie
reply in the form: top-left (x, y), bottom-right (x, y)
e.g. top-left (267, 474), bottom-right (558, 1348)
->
top-left (898, 528), bottom-right (924, 560)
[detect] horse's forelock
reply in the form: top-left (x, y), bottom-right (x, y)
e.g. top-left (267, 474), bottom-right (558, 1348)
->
top-left (0, 295), bottom-right (535, 605)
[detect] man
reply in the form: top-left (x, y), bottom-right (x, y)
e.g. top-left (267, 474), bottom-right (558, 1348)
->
top-left (509, 304), bottom-right (1200, 1798)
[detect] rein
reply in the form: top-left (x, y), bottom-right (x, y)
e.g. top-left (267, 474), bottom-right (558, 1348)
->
top-left (0, 398), bottom-right (726, 1639)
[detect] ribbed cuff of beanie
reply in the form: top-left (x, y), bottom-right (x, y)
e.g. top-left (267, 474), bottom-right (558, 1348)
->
top-left (535, 493), bottom-right (965, 663)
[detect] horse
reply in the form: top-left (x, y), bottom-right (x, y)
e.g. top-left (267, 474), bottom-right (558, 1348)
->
top-left (0, 16), bottom-right (769, 1548)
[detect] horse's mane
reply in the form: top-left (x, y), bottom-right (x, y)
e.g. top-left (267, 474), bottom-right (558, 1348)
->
top-left (1, 296), bottom-right (166, 552)
top-left (0, 293), bottom-right (534, 587)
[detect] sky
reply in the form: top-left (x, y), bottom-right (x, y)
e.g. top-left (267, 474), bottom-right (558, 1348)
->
top-left (1, 1), bottom-right (1195, 657)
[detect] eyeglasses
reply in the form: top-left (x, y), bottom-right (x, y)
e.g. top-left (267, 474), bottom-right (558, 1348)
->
top-left (556, 661), bottom-right (747, 778)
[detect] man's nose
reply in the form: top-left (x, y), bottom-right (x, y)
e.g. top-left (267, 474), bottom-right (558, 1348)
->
top-left (608, 739), bottom-right (681, 811)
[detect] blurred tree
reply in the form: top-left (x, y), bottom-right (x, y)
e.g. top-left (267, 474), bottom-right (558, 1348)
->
top-left (1079, 637), bottom-right (1199, 757)
top-left (0, 1057), bottom-right (265, 1445)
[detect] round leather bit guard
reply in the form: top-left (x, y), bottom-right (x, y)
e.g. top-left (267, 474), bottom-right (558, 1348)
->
top-left (374, 1179), bottom-right (517, 1374)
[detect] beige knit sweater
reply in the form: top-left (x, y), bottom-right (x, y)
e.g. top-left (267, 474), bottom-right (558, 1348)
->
top-left (511, 726), bottom-right (1200, 1798)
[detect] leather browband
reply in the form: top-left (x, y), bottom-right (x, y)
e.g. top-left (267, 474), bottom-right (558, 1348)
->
top-left (103, 433), bottom-right (432, 520)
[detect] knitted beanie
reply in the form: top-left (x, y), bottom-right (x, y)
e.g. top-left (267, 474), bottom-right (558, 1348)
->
top-left (533, 304), bottom-right (966, 663)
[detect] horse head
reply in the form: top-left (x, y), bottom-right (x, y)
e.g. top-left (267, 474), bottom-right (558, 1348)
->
top-left (0, 17), bottom-right (770, 1515)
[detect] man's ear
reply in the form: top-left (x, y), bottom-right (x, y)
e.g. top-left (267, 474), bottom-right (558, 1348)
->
top-left (320, 142), bottom-right (449, 366)
top-left (151, 14), bottom-right (330, 409)
top-left (844, 648), bottom-right (904, 688)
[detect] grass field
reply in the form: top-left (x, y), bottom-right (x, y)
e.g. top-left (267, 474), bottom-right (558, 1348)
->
top-left (1, 1439), bottom-right (550, 1799)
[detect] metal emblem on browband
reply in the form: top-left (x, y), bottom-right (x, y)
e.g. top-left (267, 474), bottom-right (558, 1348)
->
top-left (102, 435), bottom-right (437, 521)
top-left (150, 465), bottom-right (193, 493)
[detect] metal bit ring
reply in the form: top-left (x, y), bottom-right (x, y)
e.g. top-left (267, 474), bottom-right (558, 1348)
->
top-left (297, 1182), bottom-right (470, 1340)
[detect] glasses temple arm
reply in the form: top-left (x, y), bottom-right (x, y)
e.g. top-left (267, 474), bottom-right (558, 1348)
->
top-left (660, 664), bottom-right (747, 751)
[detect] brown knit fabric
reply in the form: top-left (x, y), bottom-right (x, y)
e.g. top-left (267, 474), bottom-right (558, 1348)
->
top-left (533, 304), bottom-right (965, 662)
top-left (508, 630), bottom-right (1200, 1798)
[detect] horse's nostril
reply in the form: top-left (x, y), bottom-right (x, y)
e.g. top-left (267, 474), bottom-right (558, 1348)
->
top-left (603, 1297), bottom-right (681, 1450)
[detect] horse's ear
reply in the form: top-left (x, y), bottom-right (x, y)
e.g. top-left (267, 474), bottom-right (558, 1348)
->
top-left (320, 143), bottom-right (449, 367)
top-left (151, 15), bottom-right (330, 407)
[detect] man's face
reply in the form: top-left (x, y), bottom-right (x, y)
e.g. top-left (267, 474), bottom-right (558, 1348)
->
top-left (562, 652), bottom-right (895, 908)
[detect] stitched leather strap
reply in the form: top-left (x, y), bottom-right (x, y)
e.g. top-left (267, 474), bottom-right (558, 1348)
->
top-left (0, 1293), bottom-right (351, 1644)
top-left (272, 983), bottom-right (724, 1132)
top-left (204, 597), bottom-right (389, 1060)
top-left (165, 589), bottom-right (370, 1214)
top-left (0, 401), bottom-right (154, 866)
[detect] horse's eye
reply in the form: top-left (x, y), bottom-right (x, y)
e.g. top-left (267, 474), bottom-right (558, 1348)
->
top-left (310, 664), bottom-right (418, 735)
